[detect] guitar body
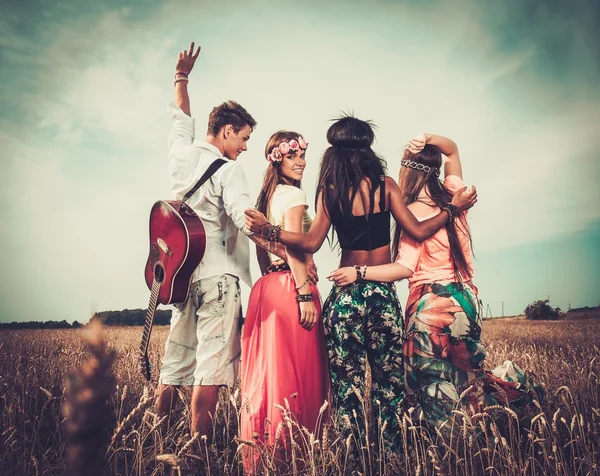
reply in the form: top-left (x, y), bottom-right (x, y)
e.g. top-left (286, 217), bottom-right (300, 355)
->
top-left (144, 200), bottom-right (206, 305)
top-left (140, 200), bottom-right (206, 380)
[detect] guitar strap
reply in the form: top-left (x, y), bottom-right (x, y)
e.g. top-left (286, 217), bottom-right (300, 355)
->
top-left (181, 158), bottom-right (227, 205)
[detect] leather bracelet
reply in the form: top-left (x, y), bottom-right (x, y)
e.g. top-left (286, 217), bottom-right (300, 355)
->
top-left (175, 71), bottom-right (188, 78)
top-left (296, 293), bottom-right (314, 302)
top-left (259, 222), bottom-right (271, 239)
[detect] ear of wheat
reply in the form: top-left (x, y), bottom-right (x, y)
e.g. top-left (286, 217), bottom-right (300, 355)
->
top-left (62, 320), bottom-right (116, 476)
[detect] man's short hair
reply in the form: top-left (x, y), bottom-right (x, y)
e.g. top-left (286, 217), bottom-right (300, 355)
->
top-left (207, 101), bottom-right (257, 136)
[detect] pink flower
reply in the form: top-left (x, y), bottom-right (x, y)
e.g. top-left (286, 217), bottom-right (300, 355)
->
top-left (298, 137), bottom-right (308, 149)
top-left (288, 139), bottom-right (299, 150)
top-left (278, 142), bottom-right (290, 154)
top-left (272, 149), bottom-right (282, 161)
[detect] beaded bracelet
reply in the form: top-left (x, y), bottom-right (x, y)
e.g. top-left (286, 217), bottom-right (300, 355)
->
top-left (442, 203), bottom-right (458, 224)
top-left (259, 223), bottom-right (271, 239)
top-left (174, 77), bottom-right (189, 87)
top-left (354, 265), bottom-right (367, 281)
top-left (296, 293), bottom-right (314, 302)
top-left (267, 225), bottom-right (281, 243)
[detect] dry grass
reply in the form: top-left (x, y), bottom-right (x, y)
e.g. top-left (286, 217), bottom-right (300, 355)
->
top-left (0, 317), bottom-right (599, 475)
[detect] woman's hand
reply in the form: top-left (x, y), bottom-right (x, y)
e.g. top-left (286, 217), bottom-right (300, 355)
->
top-left (244, 208), bottom-right (269, 234)
top-left (326, 267), bottom-right (357, 287)
top-left (450, 186), bottom-right (478, 212)
top-left (176, 41), bottom-right (201, 76)
top-left (406, 132), bottom-right (427, 154)
top-left (299, 300), bottom-right (318, 330)
top-left (305, 256), bottom-right (319, 283)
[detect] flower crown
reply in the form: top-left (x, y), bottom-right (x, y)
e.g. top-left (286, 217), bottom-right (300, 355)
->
top-left (267, 136), bottom-right (308, 163)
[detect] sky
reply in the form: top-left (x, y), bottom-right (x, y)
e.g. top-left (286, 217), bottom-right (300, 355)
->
top-left (1, 0), bottom-right (599, 323)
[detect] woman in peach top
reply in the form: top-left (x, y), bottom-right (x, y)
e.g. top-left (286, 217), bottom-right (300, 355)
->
top-left (328, 133), bottom-right (542, 432)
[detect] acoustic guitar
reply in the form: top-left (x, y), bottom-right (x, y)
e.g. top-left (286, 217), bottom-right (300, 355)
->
top-left (139, 159), bottom-right (225, 381)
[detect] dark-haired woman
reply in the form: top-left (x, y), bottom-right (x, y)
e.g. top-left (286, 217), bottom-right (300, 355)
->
top-left (245, 119), bottom-right (477, 443)
top-left (328, 133), bottom-right (542, 433)
top-left (240, 131), bottom-right (330, 473)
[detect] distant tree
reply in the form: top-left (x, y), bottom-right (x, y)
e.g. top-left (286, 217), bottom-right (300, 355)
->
top-left (91, 309), bottom-right (172, 326)
top-left (524, 299), bottom-right (561, 321)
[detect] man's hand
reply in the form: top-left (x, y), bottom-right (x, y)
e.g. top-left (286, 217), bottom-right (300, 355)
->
top-left (451, 186), bottom-right (478, 212)
top-left (176, 41), bottom-right (201, 77)
top-left (245, 208), bottom-right (269, 234)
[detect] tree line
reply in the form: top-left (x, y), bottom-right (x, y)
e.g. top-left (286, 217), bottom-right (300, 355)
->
top-left (0, 309), bottom-right (173, 329)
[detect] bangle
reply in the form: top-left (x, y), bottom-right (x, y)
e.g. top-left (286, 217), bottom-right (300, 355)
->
top-left (362, 265), bottom-right (367, 280)
top-left (175, 71), bottom-right (188, 78)
top-left (174, 77), bottom-right (189, 87)
top-left (296, 293), bottom-right (314, 303)
top-left (295, 277), bottom-right (310, 290)
top-left (442, 204), bottom-right (458, 224)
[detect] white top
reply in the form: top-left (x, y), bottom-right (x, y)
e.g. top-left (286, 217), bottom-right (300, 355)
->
top-left (267, 184), bottom-right (313, 262)
top-left (167, 103), bottom-right (252, 286)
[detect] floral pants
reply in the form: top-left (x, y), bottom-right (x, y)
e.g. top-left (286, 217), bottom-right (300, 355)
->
top-left (322, 281), bottom-right (405, 443)
top-left (404, 281), bottom-right (544, 433)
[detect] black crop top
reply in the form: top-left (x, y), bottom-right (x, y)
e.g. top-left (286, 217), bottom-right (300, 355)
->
top-left (336, 177), bottom-right (391, 251)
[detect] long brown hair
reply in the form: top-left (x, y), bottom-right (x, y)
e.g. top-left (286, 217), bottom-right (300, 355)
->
top-left (393, 145), bottom-right (473, 282)
top-left (255, 130), bottom-right (303, 216)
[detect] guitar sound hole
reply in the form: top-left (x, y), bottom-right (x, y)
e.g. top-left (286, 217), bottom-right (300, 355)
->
top-left (154, 263), bottom-right (165, 283)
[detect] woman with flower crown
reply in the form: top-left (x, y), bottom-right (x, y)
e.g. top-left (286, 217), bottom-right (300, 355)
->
top-left (240, 131), bottom-right (330, 473)
top-left (327, 132), bottom-right (543, 435)
top-left (245, 118), bottom-right (477, 446)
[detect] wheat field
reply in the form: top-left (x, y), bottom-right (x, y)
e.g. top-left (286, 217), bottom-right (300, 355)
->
top-left (0, 316), bottom-right (599, 475)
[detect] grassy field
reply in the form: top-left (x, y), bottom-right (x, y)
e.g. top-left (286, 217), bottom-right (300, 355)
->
top-left (0, 315), bottom-right (599, 475)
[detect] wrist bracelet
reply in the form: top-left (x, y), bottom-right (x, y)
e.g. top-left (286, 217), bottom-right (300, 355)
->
top-left (259, 222), bottom-right (271, 238)
top-left (174, 77), bottom-right (189, 87)
top-left (296, 293), bottom-right (314, 303)
top-left (442, 203), bottom-right (458, 224)
top-left (266, 225), bottom-right (281, 243)
top-left (295, 277), bottom-right (310, 290)
top-left (175, 71), bottom-right (188, 78)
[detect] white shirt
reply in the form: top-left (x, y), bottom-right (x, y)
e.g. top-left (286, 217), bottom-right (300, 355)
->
top-left (167, 103), bottom-right (252, 287)
top-left (266, 185), bottom-right (313, 263)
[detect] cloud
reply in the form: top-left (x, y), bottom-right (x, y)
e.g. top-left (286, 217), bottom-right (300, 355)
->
top-left (1, 0), bottom-right (599, 322)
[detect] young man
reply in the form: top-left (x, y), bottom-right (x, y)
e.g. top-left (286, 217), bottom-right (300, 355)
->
top-left (157, 42), bottom-right (289, 437)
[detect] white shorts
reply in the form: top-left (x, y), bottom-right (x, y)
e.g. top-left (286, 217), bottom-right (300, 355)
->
top-left (159, 274), bottom-right (242, 386)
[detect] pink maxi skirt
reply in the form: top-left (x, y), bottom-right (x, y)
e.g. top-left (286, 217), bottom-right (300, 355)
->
top-left (240, 270), bottom-right (330, 473)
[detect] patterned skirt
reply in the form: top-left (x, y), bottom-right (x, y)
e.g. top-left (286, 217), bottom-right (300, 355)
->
top-left (404, 281), bottom-right (543, 431)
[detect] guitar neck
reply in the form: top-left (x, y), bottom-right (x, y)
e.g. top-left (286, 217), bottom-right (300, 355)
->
top-left (140, 279), bottom-right (160, 355)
